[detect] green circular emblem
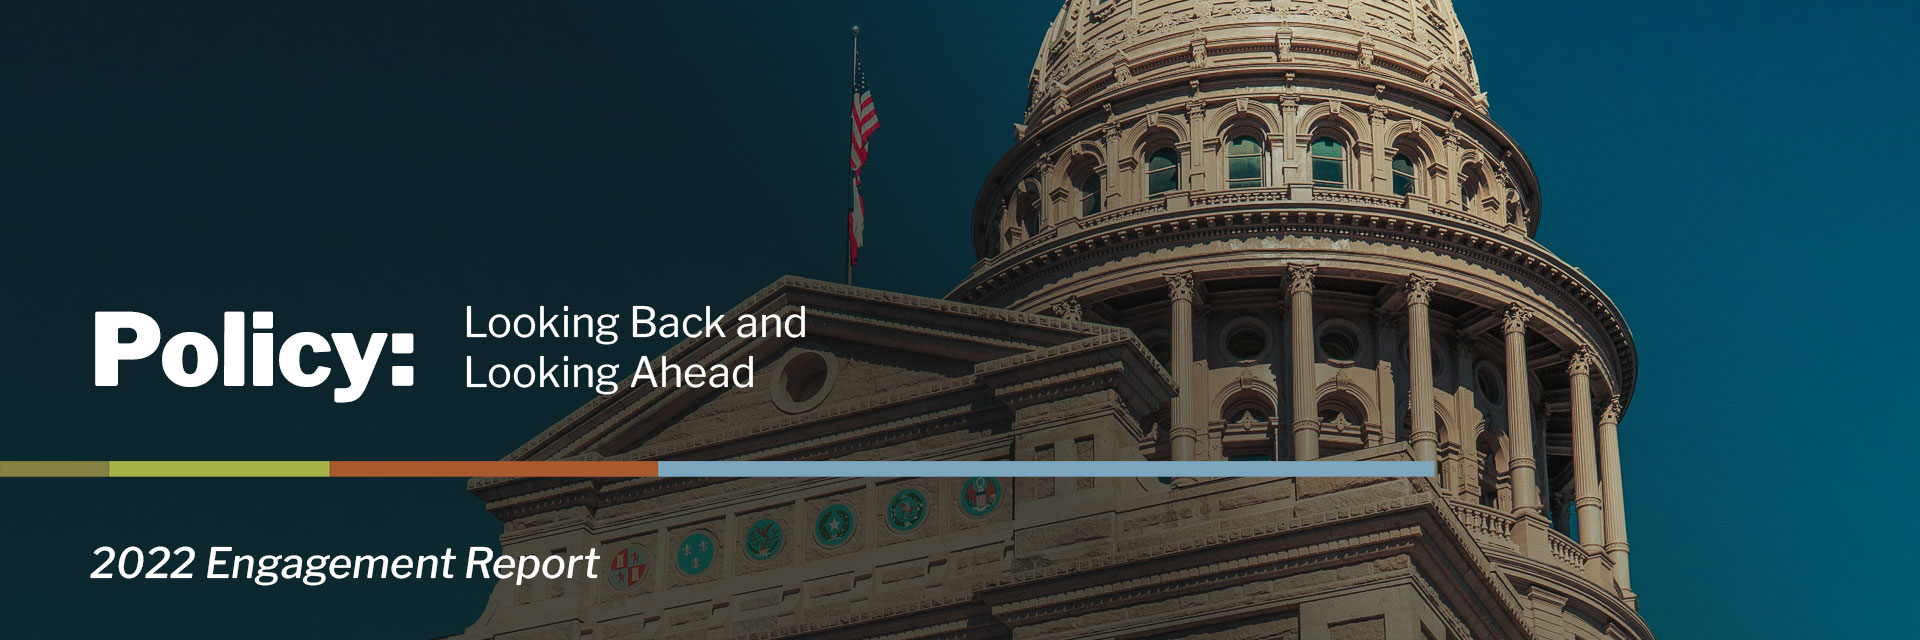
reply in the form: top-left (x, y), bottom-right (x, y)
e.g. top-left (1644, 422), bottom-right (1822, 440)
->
top-left (743, 518), bottom-right (783, 561)
top-left (886, 488), bottom-right (928, 532)
top-left (814, 503), bottom-right (854, 548)
top-left (676, 532), bottom-right (715, 575)
top-left (958, 477), bottom-right (1001, 517)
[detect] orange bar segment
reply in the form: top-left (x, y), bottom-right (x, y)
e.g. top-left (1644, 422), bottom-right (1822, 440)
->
top-left (329, 461), bottom-right (657, 478)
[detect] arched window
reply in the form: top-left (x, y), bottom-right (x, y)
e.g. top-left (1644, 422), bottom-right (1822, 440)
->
top-left (1391, 154), bottom-right (1417, 196)
top-left (1461, 170), bottom-right (1486, 208)
top-left (1014, 191), bottom-right (1041, 238)
top-left (1226, 135), bottom-right (1264, 189)
top-left (1079, 173), bottom-right (1102, 216)
top-left (1225, 403), bottom-right (1269, 424)
top-left (1146, 148), bottom-right (1180, 195)
top-left (1310, 137), bottom-right (1345, 188)
top-left (1477, 432), bottom-right (1503, 509)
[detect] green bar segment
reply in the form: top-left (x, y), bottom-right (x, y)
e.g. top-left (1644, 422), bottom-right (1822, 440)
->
top-left (0, 461), bottom-right (110, 477)
top-left (108, 461), bottom-right (330, 477)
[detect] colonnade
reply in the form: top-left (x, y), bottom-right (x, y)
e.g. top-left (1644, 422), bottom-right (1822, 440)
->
top-left (1155, 266), bottom-right (1633, 594)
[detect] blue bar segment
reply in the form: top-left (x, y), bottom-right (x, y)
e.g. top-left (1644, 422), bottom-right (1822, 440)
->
top-left (656, 460), bottom-right (1434, 478)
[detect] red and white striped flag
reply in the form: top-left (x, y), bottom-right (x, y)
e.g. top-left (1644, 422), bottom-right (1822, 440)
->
top-left (848, 52), bottom-right (878, 265)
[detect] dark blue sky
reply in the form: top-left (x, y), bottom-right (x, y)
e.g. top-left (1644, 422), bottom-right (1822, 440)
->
top-left (1, 1), bottom-right (1913, 637)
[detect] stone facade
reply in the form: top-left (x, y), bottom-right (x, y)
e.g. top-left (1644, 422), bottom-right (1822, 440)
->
top-left (457, 2), bottom-right (1650, 639)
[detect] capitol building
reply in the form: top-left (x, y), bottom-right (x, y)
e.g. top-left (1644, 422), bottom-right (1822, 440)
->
top-left (458, 1), bottom-right (1650, 638)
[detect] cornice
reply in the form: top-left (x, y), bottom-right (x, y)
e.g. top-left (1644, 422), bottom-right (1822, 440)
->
top-left (949, 199), bottom-right (1638, 410)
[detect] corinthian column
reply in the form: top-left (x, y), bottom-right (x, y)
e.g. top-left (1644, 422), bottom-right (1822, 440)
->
top-left (1569, 346), bottom-right (1604, 553)
top-left (1599, 396), bottom-right (1633, 596)
top-left (1288, 264), bottom-right (1319, 460)
top-left (1166, 271), bottom-right (1198, 463)
top-left (1406, 275), bottom-right (1438, 461)
top-left (1502, 304), bottom-right (1542, 518)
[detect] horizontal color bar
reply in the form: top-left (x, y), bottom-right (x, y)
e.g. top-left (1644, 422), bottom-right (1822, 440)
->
top-left (0, 460), bottom-right (1431, 478)
top-left (330, 461), bottom-right (659, 477)
top-left (0, 461), bottom-right (109, 477)
top-left (655, 461), bottom-right (1434, 478)
top-left (110, 461), bottom-right (330, 477)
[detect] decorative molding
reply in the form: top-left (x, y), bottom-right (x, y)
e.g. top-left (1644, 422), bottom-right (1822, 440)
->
top-left (1501, 304), bottom-right (1533, 336)
top-left (1600, 395), bottom-right (1622, 426)
top-left (1287, 263), bottom-right (1318, 295)
top-left (1164, 270), bottom-right (1198, 303)
top-left (1406, 274), bottom-right (1438, 306)
top-left (1567, 345), bottom-right (1596, 377)
top-left (1051, 295), bottom-right (1084, 322)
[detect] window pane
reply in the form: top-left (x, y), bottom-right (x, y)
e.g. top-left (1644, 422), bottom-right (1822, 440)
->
top-left (1148, 149), bottom-right (1178, 171)
top-left (1228, 136), bottom-right (1260, 156)
top-left (1228, 179), bottom-right (1261, 189)
top-left (1229, 156), bottom-right (1261, 180)
top-left (1311, 138), bottom-right (1344, 159)
top-left (1312, 158), bottom-right (1343, 186)
top-left (1392, 155), bottom-right (1414, 174)
top-left (1148, 168), bottom-right (1177, 194)
top-left (1393, 174), bottom-right (1414, 196)
top-left (1081, 192), bottom-right (1100, 215)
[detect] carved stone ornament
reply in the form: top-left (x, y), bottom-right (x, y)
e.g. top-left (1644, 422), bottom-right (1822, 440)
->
top-left (1287, 263), bottom-right (1318, 295)
top-left (1502, 304), bottom-right (1533, 335)
top-left (1051, 296), bottom-right (1084, 322)
top-left (1405, 274), bottom-right (1438, 306)
top-left (1601, 396), bottom-right (1623, 425)
top-left (1164, 271), bottom-right (1198, 303)
top-left (1567, 345), bottom-right (1596, 377)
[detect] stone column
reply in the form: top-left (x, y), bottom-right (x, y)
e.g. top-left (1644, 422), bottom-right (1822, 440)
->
top-left (1502, 304), bottom-right (1542, 518)
top-left (1166, 271), bottom-right (1199, 463)
top-left (1406, 275), bottom-right (1438, 461)
top-left (1568, 346), bottom-right (1604, 553)
top-left (1288, 264), bottom-right (1319, 460)
top-left (1599, 396), bottom-right (1633, 597)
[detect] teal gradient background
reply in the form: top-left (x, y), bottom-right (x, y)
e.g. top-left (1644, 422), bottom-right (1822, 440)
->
top-left (1, 1), bottom-right (1913, 637)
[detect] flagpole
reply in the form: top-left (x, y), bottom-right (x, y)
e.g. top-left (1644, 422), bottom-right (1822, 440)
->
top-left (846, 25), bottom-right (859, 286)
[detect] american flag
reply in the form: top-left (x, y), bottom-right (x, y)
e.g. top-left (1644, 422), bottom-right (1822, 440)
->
top-left (849, 52), bottom-right (878, 265)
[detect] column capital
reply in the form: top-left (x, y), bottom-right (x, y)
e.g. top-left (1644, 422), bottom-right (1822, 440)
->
top-left (1051, 296), bottom-right (1084, 322)
top-left (1600, 395), bottom-right (1623, 426)
top-left (1501, 303), bottom-right (1533, 335)
top-left (1405, 274), bottom-right (1438, 306)
top-left (1287, 263), bottom-right (1318, 295)
top-left (1164, 270), bottom-right (1198, 303)
top-left (1567, 344), bottom-right (1596, 377)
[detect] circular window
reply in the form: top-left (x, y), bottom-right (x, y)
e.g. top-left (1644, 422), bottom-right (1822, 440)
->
top-left (773, 351), bottom-right (834, 414)
top-left (1226, 327), bottom-right (1267, 361)
top-left (1476, 365), bottom-right (1504, 404)
top-left (1147, 340), bottom-right (1172, 368)
top-left (1319, 329), bottom-right (1358, 361)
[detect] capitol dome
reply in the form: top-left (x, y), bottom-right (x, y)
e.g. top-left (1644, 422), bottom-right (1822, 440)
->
top-left (954, 1), bottom-right (1648, 634)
